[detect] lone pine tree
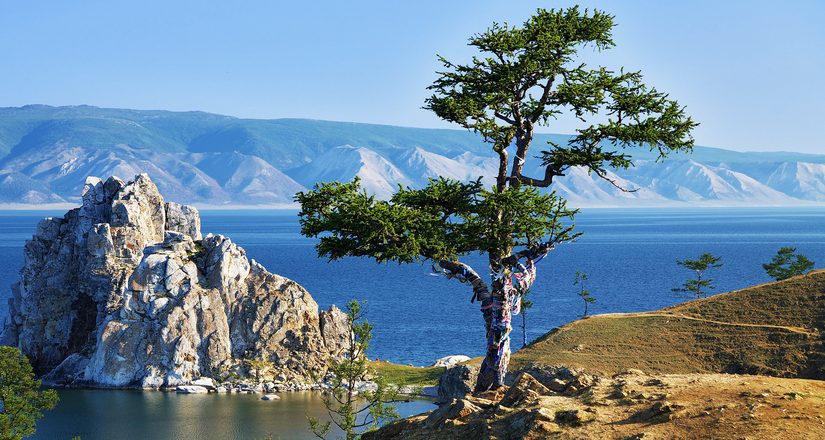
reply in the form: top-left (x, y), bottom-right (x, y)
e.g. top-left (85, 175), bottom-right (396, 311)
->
top-left (672, 253), bottom-right (722, 299)
top-left (297, 7), bottom-right (696, 391)
top-left (763, 247), bottom-right (814, 281)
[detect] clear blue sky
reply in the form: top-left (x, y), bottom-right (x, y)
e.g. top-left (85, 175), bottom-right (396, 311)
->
top-left (2, 0), bottom-right (823, 153)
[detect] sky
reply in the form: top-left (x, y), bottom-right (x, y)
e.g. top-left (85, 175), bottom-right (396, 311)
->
top-left (1, 0), bottom-right (823, 153)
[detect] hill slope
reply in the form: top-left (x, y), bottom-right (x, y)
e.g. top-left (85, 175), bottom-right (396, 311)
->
top-left (367, 272), bottom-right (825, 440)
top-left (511, 270), bottom-right (825, 378)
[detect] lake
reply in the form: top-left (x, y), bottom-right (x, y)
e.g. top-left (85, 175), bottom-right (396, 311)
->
top-left (0, 207), bottom-right (823, 439)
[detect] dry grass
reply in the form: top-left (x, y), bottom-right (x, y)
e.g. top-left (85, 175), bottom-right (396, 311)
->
top-left (511, 270), bottom-right (825, 378)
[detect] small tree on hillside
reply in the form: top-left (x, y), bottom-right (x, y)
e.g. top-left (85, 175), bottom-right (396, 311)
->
top-left (574, 271), bottom-right (596, 317)
top-left (520, 296), bottom-right (533, 347)
top-left (297, 7), bottom-right (696, 391)
top-left (672, 253), bottom-right (722, 299)
top-left (0, 346), bottom-right (58, 440)
top-left (308, 300), bottom-right (399, 440)
top-left (763, 247), bottom-right (814, 281)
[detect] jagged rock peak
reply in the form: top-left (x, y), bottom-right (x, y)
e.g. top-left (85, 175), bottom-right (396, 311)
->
top-left (1, 174), bottom-right (348, 388)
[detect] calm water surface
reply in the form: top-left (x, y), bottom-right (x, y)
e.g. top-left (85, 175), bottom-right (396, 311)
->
top-left (37, 389), bottom-right (432, 440)
top-left (0, 207), bottom-right (822, 439)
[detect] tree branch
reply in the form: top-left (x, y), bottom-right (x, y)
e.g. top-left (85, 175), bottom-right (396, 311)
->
top-left (494, 111), bottom-right (516, 125)
top-left (592, 168), bottom-right (638, 193)
top-left (437, 260), bottom-right (491, 302)
top-left (530, 78), bottom-right (555, 123)
top-left (509, 163), bottom-right (565, 187)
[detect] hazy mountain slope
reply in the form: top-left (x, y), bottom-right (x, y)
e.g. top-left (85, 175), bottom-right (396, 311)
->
top-left (191, 152), bottom-right (305, 204)
top-left (721, 161), bottom-right (825, 201)
top-left (0, 143), bottom-right (304, 205)
top-left (613, 160), bottom-right (799, 203)
top-left (290, 145), bottom-right (411, 198)
top-left (0, 105), bottom-right (822, 206)
top-left (0, 172), bottom-right (64, 203)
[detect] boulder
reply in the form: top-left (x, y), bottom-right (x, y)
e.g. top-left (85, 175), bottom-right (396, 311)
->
top-left (425, 398), bottom-right (482, 428)
top-left (0, 174), bottom-right (349, 388)
top-left (176, 385), bottom-right (209, 394)
top-left (437, 363), bottom-right (479, 402)
top-left (192, 377), bottom-right (215, 388)
top-left (500, 372), bottom-right (551, 407)
top-left (261, 394), bottom-right (280, 401)
top-left (432, 355), bottom-right (471, 368)
top-left (420, 386), bottom-right (439, 397)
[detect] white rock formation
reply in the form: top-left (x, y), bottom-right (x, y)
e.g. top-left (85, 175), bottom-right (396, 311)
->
top-left (176, 385), bottom-right (209, 394)
top-left (432, 355), bottom-right (471, 368)
top-left (1, 174), bottom-right (349, 388)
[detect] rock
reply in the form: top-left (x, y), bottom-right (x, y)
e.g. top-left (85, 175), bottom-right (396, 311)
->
top-left (192, 377), bottom-right (215, 388)
top-left (319, 305), bottom-right (351, 357)
top-left (632, 400), bottom-right (685, 422)
top-left (355, 381), bottom-right (378, 393)
top-left (432, 355), bottom-right (471, 368)
top-left (555, 408), bottom-right (597, 426)
top-left (420, 386), bottom-right (439, 397)
top-left (176, 385), bottom-right (209, 394)
top-left (215, 386), bottom-right (228, 393)
top-left (565, 373), bottom-right (597, 395)
top-left (261, 394), bottom-right (280, 400)
top-left (0, 174), bottom-right (349, 388)
top-left (614, 369), bottom-right (646, 378)
top-left (437, 363), bottom-right (479, 402)
top-left (41, 353), bottom-right (90, 386)
top-left (500, 372), bottom-right (551, 407)
top-left (517, 365), bottom-right (599, 396)
top-left (165, 202), bottom-right (202, 240)
top-left (425, 398), bottom-right (482, 427)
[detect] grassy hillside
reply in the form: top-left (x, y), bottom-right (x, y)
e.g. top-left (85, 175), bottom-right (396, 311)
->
top-left (511, 270), bottom-right (825, 378)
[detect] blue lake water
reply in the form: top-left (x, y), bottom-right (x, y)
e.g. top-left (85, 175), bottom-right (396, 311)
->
top-left (0, 207), bottom-right (823, 439)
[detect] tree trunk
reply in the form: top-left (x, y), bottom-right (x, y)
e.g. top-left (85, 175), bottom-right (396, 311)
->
top-left (475, 284), bottom-right (513, 391)
top-left (521, 304), bottom-right (527, 347)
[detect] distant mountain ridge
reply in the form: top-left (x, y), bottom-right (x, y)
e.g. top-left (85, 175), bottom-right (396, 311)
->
top-left (0, 104), bottom-right (823, 206)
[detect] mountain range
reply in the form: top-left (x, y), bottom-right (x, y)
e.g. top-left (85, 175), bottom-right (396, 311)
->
top-left (0, 105), bottom-right (823, 207)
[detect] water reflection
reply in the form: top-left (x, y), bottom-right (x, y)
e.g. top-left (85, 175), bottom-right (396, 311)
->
top-left (35, 389), bottom-right (434, 440)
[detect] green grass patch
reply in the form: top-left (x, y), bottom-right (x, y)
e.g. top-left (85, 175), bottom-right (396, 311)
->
top-left (370, 361), bottom-right (443, 387)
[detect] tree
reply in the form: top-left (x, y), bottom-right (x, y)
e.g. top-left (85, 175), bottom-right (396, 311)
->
top-left (519, 296), bottom-right (533, 347)
top-left (763, 247), bottom-right (815, 281)
top-left (308, 300), bottom-right (399, 440)
top-left (672, 253), bottom-right (722, 299)
top-left (0, 346), bottom-right (58, 440)
top-left (574, 271), bottom-right (596, 317)
top-left (296, 7), bottom-right (696, 391)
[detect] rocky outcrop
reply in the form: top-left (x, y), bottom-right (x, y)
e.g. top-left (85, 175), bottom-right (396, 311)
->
top-left (1, 174), bottom-right (349, 388)
top-left (432, 355), bottom-right (470, 368)
top-left (365, 372), bottom-right (825, 439)
top-left (437, 363), bottom-right (479, 402)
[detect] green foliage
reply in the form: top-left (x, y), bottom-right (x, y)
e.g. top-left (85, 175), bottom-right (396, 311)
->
top-left (672, 253), bottom-right (723, 299)
top-left (574, 271), bottom-right (596, 317)
top-left (369, 362), bottom-right (442, 388)
top-left (425, 6), bottom-right (697, 186)
top-left (298, 6), bottom-right (696, 392)
top-left (308, 300), bottom-right (399, 440)
top-left (297, 177), bottom-right (578, 264)
top-left (0, 346), bottom-right (58, 440)
top-left (763, 247), bottom-right (815, 281)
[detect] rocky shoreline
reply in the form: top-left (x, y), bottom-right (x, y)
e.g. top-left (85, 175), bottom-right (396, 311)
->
top-left (1, 174), bottom-right (350, 389)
